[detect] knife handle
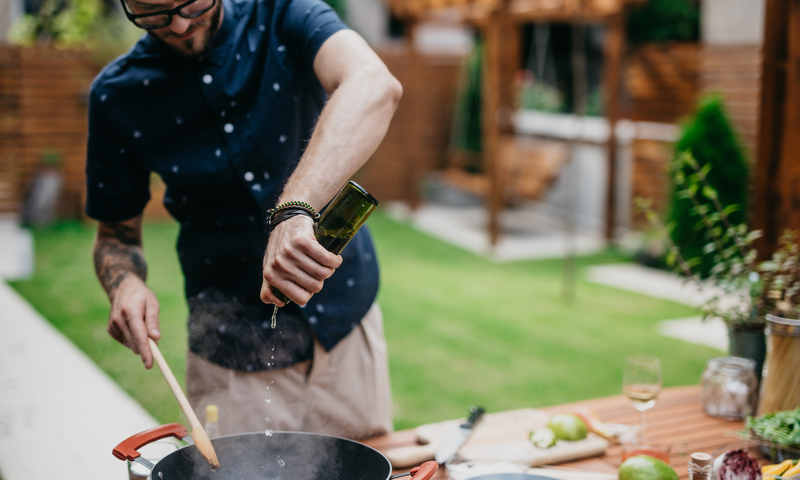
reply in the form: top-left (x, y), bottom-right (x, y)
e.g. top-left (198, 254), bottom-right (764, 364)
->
top-left (385, 443), bottom-right (438, 469)
top-left (463, 406), bottom-right (485, 428)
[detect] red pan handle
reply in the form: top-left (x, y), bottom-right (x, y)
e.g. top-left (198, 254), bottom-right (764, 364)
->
top-left (112, 423), bottom-right (189, 461)
top-left (409, 461), bottom-right (439, 480)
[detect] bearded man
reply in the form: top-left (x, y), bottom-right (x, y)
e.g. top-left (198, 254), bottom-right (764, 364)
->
top-left (87, 0), bottom-right (402, 438)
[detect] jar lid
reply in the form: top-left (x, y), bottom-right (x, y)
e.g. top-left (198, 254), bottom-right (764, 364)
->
top-left (766, 314), bottom-right (800, 337)
top-left (707, 356), bottom-right (756, 376)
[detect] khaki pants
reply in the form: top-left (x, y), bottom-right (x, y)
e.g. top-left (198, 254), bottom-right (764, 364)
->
top-left (187, 303), bottom-right (392, 439)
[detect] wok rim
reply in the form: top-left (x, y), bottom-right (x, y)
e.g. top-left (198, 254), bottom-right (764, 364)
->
top-left (147, 430), bottom-right (393, 480)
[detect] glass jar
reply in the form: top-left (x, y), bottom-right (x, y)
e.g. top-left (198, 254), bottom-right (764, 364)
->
top-left (757, 315), bottom-right (800, 415)
top-left (701, 356), bottom-right (758, 420)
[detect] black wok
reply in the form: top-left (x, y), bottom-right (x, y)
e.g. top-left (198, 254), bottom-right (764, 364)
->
top-left (114, 423), bottom-right (438, 480)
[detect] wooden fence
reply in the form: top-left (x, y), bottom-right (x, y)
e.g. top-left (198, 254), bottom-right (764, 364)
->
top-left (354, 45), bottom-right (465, 206)
top-left (625, 43), bottom-right (700, 124)
top-left (0, 46), bottom-right (98, 219)
top-left (700, 45), bottom-right (761, 159)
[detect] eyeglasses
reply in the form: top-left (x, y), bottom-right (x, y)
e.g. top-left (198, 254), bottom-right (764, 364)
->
top-left (120, 0), bottom-right (216, 30)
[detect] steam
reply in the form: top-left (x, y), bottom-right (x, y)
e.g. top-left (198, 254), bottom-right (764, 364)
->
top-left (180, 432), bottom-right (368, 480)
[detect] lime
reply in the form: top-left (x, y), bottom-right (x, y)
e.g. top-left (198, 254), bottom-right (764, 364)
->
top-left (547, 414), bottom-right (588, 441)
top-left (619, 455), bottom-right (679, 480)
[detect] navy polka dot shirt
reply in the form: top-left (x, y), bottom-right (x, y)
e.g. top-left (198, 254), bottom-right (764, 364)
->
top-left (85, 0), bottom-right (380, 372)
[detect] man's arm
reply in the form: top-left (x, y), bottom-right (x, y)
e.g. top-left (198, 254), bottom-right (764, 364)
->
top-left (260, 29), bottom-right (402, 307)
top-left (93, 215), bottom-right (161, 368)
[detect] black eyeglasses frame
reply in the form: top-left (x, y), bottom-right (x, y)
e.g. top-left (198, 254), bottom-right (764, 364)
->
top-left (119, 0), bottom-right (216, 30)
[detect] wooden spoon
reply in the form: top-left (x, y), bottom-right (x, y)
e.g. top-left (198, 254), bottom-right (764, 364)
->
top-left (148, 338), bottom-right (220, 470)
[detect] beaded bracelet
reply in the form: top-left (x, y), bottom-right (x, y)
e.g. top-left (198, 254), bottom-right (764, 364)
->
top-left (268, 201), bottom-right (317, 217)
top-left (266, 206), bottom-right (319, 234)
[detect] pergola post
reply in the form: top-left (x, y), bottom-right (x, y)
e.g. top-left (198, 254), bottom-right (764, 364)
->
top-left (754, 0), bottom-right (800, 257)
top-left (602, 14), bottom-right (625, 243)
top-left (482, 0), bottom-right (518, 248)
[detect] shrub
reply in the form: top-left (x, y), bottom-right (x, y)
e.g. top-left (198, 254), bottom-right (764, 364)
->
top-left (667, 95), bottom-right (749, 278)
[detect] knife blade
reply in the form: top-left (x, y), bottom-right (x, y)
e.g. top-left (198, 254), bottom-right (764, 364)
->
top-left (434, 406), bottom-right (485, 464)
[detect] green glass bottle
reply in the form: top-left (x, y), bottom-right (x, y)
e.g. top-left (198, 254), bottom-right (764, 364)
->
top-left (270, 181), bottom-right (379, 326)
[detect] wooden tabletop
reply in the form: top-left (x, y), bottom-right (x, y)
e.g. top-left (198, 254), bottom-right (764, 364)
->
top-left (363, 385), bottom-right (757, 480)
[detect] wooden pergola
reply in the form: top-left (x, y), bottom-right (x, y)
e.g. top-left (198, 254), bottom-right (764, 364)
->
top-left (387, 0), bottom-right (639, 246)
top-left (753, 0), bottom-right (800, 257)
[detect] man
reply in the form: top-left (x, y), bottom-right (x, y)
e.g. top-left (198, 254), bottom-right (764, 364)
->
top-left (87, 0), bottom-right (402, 438)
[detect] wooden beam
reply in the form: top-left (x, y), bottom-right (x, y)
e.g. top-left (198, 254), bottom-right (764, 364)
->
top-left (602, 14), bottom-right (624, 242)
top-left (775, 0), bottom-right (800, 240)
top-left (404, 21), bottom-right (425, 210)
top-left (482, 5), bottom-right (504, 247)
top-left (753, 0), bottom-right (789, 257)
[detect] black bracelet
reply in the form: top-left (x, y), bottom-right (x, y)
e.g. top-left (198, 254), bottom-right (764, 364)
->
top-left (266, 207), bottom-right (318, 234)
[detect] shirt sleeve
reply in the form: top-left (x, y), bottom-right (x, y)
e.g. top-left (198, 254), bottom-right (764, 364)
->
top-left (281, 0), bottom-right (349, 75)
top-left (85, 87), bottom-right (152, 223)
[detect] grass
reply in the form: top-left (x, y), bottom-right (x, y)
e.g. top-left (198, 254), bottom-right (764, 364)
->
top-left (9, 210), bottom-right (717, 431)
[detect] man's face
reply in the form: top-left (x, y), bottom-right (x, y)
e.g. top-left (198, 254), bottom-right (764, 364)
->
top-left (126, 0), bottom-right (223, 61)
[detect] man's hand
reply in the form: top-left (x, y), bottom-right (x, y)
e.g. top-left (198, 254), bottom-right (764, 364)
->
top-left (107, 274), bottom-right (161, 368)
top-left (260, 215), bottom-right (342, 306)
top-left (93, 216), bottom-right (160, 368)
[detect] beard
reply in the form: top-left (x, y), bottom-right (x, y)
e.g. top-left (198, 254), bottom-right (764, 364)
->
top-left (150, 2), bottom-right (222, 62)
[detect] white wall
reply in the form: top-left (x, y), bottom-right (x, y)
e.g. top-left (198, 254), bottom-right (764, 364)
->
top-left (513, 112), bottom-right (679, 235)
top-left (701, 0), bottom-right (765, 45)
top-left (0, 0), bottom-right (23, 43)
top-left (345, 0), bottom-right (389, 45)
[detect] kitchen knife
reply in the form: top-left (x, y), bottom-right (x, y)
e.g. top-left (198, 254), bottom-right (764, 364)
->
top-left (434, 406), bottom-right (485, 464)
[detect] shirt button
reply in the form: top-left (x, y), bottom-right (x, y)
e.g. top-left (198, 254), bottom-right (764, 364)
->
top-left (244, 171), bottom-right (254, 181)
top-left (202, 74), bottom-right (213, 84)
top-left (224, 123), bottom-right (234, 133)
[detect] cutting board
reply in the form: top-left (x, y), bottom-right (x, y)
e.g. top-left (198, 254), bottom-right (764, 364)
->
top-left (385, 409), bottom-right (608, 469)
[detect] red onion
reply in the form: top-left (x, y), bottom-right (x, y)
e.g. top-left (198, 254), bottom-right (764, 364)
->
top-left (713, 449), bottom-right (762, 480)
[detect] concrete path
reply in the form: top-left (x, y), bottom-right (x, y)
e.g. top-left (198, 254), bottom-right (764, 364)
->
top-left (0, 220), bottom-right (175, 480)
top-left (587, 263), bottom-right (728, 351)
top-left (387, 202), bottom-right (606, 262)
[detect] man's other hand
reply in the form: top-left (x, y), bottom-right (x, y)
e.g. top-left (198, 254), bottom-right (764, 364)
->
top-left (107, 273), bottom-right (161, 368)
top-left (261, 215), bottom-right (342, 306)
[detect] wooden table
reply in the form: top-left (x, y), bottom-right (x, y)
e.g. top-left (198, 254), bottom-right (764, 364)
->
top-left (363, 386), bottom-right (757, 480)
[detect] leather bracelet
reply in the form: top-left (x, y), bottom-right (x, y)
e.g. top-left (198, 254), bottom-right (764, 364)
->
top-left (266, 207), bottom-right (318, 234)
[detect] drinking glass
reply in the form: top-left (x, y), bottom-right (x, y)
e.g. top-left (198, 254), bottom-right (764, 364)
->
top-left (623, 354), bottom-right (662, 441)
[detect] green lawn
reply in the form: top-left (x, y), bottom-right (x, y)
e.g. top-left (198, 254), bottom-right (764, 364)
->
top-left (9, 210), bottom-right (716, 431)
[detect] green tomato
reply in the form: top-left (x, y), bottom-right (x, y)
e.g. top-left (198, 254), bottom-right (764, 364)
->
top-left (547, 414), bottom-right (588, 441)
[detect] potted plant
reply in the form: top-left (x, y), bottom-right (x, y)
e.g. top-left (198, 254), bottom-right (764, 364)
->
top-left (638, 152), bottom-right (800, 378)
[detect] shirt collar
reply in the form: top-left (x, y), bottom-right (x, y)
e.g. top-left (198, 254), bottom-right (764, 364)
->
top-left (204, 0), bottom-right (234, 67)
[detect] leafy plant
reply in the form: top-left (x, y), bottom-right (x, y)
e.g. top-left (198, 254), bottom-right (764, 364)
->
top-left (667, 95), bottom-right (750, 278)
top-left (747, 408), bottom-right (800, 447)
top-left (638, 153), bottom-right (800, 328)
top-left (517, 73), bottom-right (565, 113)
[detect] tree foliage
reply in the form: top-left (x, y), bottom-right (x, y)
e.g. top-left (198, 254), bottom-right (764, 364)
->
top-left (9, 0), bottom-right (141, 65)
top-left (626, 0), bottom-right (699, 45)
top-left (323, 0), bottom-right (346, 21)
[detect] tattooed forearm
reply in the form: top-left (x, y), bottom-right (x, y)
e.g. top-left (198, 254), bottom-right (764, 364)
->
top-left (93, 220), bottom-right (147, 300)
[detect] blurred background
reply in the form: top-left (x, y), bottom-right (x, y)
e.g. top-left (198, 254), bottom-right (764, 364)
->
top-left (1, 0), bottom-right (799, 477)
